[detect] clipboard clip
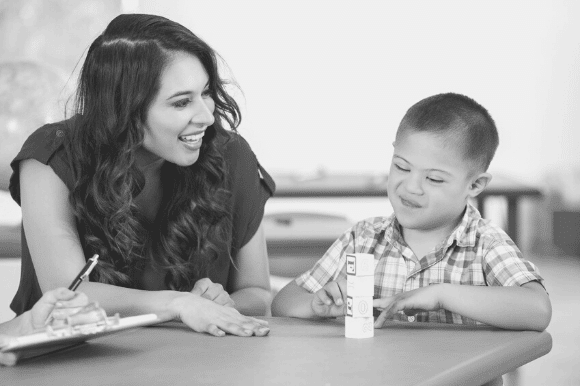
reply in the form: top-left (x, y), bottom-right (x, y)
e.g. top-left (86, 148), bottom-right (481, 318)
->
top-left (45, 303), bottom-right (119, 337)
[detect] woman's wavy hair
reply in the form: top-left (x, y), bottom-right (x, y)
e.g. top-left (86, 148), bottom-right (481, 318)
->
top-left (65, 14), bottom-right (240, 290)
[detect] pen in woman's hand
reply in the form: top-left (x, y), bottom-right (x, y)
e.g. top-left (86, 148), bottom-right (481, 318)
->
top-left (68, 254), bottom-right (99, 291)
top-left (44, 254), bottom-right (99, 326)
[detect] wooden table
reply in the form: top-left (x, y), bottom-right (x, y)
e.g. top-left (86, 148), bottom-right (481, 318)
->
top-left (2, 317), bottom-right (552, 386)
top-left (272, 173), bottom-right (543, 245)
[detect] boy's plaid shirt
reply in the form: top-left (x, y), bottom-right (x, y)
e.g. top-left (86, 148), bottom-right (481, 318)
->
top-left (295, 203), bottom-right (545, 324)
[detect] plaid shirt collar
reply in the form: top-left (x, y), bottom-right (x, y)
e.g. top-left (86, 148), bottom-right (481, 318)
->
top-left (384, 202), bottom-right (481, 268)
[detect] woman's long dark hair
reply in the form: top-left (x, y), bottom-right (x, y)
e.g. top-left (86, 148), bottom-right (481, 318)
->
top-left (66, 14), bottom-right (241, 290)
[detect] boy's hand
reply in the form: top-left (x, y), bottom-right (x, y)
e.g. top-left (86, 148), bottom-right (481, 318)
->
top-left (191, 278), bottom-right (235, 308)
top-left (373, 285), bottom-right (443, 327)
top-left (311, 279), bottom-right (347, 317)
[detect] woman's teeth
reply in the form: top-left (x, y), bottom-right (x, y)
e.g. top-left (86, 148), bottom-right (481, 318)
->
top-left (179, 133), bottom-right (204, 143)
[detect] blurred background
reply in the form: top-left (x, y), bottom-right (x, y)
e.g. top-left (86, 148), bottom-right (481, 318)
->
top-left (0, 0), bottom-right (579, 384)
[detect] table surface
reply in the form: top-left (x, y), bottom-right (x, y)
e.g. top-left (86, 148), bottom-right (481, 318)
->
top-left (2, 317), bottom-right (552, 386)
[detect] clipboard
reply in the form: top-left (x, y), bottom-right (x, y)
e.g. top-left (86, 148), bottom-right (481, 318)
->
top-left (1, 313), bottom-right (160, 355)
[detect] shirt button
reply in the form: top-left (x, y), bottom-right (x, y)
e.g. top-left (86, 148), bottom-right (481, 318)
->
top-left (56, 129), bottom-right (64, 137)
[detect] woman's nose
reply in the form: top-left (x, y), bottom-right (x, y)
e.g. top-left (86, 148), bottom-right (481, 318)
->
top-left (190, 97), bottom-right (215, 127)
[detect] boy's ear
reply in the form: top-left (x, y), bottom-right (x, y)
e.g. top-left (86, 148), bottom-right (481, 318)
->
top-left (467, 172), bottom-right (492, 198)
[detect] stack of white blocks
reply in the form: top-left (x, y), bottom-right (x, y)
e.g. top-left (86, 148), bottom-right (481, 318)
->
top-left (345, 253), bottom-right (374, 339)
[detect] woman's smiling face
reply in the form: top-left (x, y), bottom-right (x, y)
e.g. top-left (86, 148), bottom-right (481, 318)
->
top-left (140, 52), bottom-right (215, 167)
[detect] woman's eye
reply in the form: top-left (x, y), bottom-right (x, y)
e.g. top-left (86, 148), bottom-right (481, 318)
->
top-left (394, 164), bottom-right (409, 172)
top-left (202, 89), bottom-right (212, 98)
top-left (427, 177), bottom-right (444, 184)
top-left (172, 99), bottom-right (191, 108)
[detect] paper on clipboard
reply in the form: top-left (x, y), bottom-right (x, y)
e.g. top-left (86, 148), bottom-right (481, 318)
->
top-left (1, 313), bottom-right (160, 354)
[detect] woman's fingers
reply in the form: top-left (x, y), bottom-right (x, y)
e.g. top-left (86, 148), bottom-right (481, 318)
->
top-left (0, 336), bottom-right (18, 367)
top-left (55, 292), bottom-right (89, 309)
top-left (0, 352), bottom-right (18, 367)
top-left (207, 325), bottom-right (225, 337)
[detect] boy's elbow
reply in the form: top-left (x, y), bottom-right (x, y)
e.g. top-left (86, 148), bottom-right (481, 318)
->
top-left (534, 297), bottom-right (552, 331)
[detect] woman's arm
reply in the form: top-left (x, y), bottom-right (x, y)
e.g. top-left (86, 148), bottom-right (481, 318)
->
top-left (19, 159), bottom-right (268, 337)
top-left (229, 223), bottom-right (272, 316)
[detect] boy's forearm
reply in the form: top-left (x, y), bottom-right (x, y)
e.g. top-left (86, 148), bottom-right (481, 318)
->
top-left (271, 281), bottom-right (317, 318)
top-left (438, 282), bottom-right (552, 331)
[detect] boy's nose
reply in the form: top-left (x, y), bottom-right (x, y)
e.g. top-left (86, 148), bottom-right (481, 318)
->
top-left (404, 174), bottom-right (424, 195)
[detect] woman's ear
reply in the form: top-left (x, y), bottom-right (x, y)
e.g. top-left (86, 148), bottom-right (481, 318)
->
top-left (467, 172), bottom-right (492, 198)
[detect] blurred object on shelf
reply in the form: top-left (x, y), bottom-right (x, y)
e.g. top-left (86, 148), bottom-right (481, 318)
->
top-left (553, 211), bottom-right (580, 256)
top-left (263, 212), bottom-right (352, 278)
top-left (273, 172), bottom-right (388, 197)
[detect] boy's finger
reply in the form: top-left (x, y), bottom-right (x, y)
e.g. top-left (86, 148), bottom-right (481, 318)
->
top-left (373, 298), bottom-right (388, 309)
top-left (374, 310), bottom-right (388, 328)
top-left (316, 290), bottom-right (333, 306)
top-left (328, 283), bottom-right (344, 306)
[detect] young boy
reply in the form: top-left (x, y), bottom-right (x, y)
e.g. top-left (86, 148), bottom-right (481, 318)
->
top-left (271, 93), bottom-right (551, 331)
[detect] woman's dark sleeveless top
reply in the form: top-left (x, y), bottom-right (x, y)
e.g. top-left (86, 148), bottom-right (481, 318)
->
top-left (8, 118), bottom-right (276, 315)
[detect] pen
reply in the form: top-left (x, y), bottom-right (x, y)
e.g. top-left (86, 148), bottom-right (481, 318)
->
top-left (69, 254), bottom-right (99, 291)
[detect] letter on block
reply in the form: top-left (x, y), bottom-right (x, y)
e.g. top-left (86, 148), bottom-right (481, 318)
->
top-left (347, 275), bottom-right (374, 297)
top-left (345, 316), bottom-right (374, 338)
top-left (346, 296), bottom-right (373, 318)
top-left (346, 253), bottom-right (374, 277)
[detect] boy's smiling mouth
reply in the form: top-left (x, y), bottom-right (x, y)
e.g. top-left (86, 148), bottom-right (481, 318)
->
top-left (400, 196), bottom-right (422, 208)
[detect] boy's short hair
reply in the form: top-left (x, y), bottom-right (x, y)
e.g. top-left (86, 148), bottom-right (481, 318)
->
top-left (397, 93), bottom-right (499, 172)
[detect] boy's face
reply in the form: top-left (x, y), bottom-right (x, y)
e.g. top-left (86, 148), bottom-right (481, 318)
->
top-left (387, 129), bottom-right (488, 233)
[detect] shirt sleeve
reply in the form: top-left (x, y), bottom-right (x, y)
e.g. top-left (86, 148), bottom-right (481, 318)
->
top-left (482, 237), bottom-right (545, 289)
top-left (9, 122), bottom-right (72, 205)
top-left (224, 133), bottom-right (276, 255)
top-left (294, 225), bottom-right (357, 293)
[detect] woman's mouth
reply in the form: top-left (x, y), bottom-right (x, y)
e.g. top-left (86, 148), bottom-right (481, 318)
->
top-left (179, 132), bottom-right (204, 144)
top-left (179, 132), bottom-right (204, 150)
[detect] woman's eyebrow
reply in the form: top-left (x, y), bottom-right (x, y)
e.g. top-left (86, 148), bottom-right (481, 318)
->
top-left (167, 90), bottom-right (192, 100)
top-left (167, 81), bottom-right (210, 100)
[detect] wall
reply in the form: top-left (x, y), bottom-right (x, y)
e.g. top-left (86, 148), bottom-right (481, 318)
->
top-left (139, 0), bottom-right (580, 183)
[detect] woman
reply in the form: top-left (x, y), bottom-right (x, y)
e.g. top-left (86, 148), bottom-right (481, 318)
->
top-left (9, 14), bottom-right (275, 337)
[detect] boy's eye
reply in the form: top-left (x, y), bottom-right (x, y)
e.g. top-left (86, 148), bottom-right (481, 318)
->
top-left (394, 164), bottom-right (409, 172)
top-left (427, 177), bottom-right (444, 184)
top-left (172, 98), bottom-right (191, 108)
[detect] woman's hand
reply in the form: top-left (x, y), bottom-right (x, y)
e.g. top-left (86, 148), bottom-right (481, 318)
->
top-left (0, 336), bottom-right (18, 366)
top-left (0, 288), bottom-right (104, 366)
top-left (170, 293), bottom-right (269, 337)
top-left (191, 278), bottom-right (235, 308)
top-left (29, 288), bottom-right (95, 332)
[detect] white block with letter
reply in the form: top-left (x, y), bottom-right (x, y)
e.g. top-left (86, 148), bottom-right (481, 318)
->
top-left (346, 296), bottom-right (373, 318)
top-left (345, 253), bottom-right (375, 339)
